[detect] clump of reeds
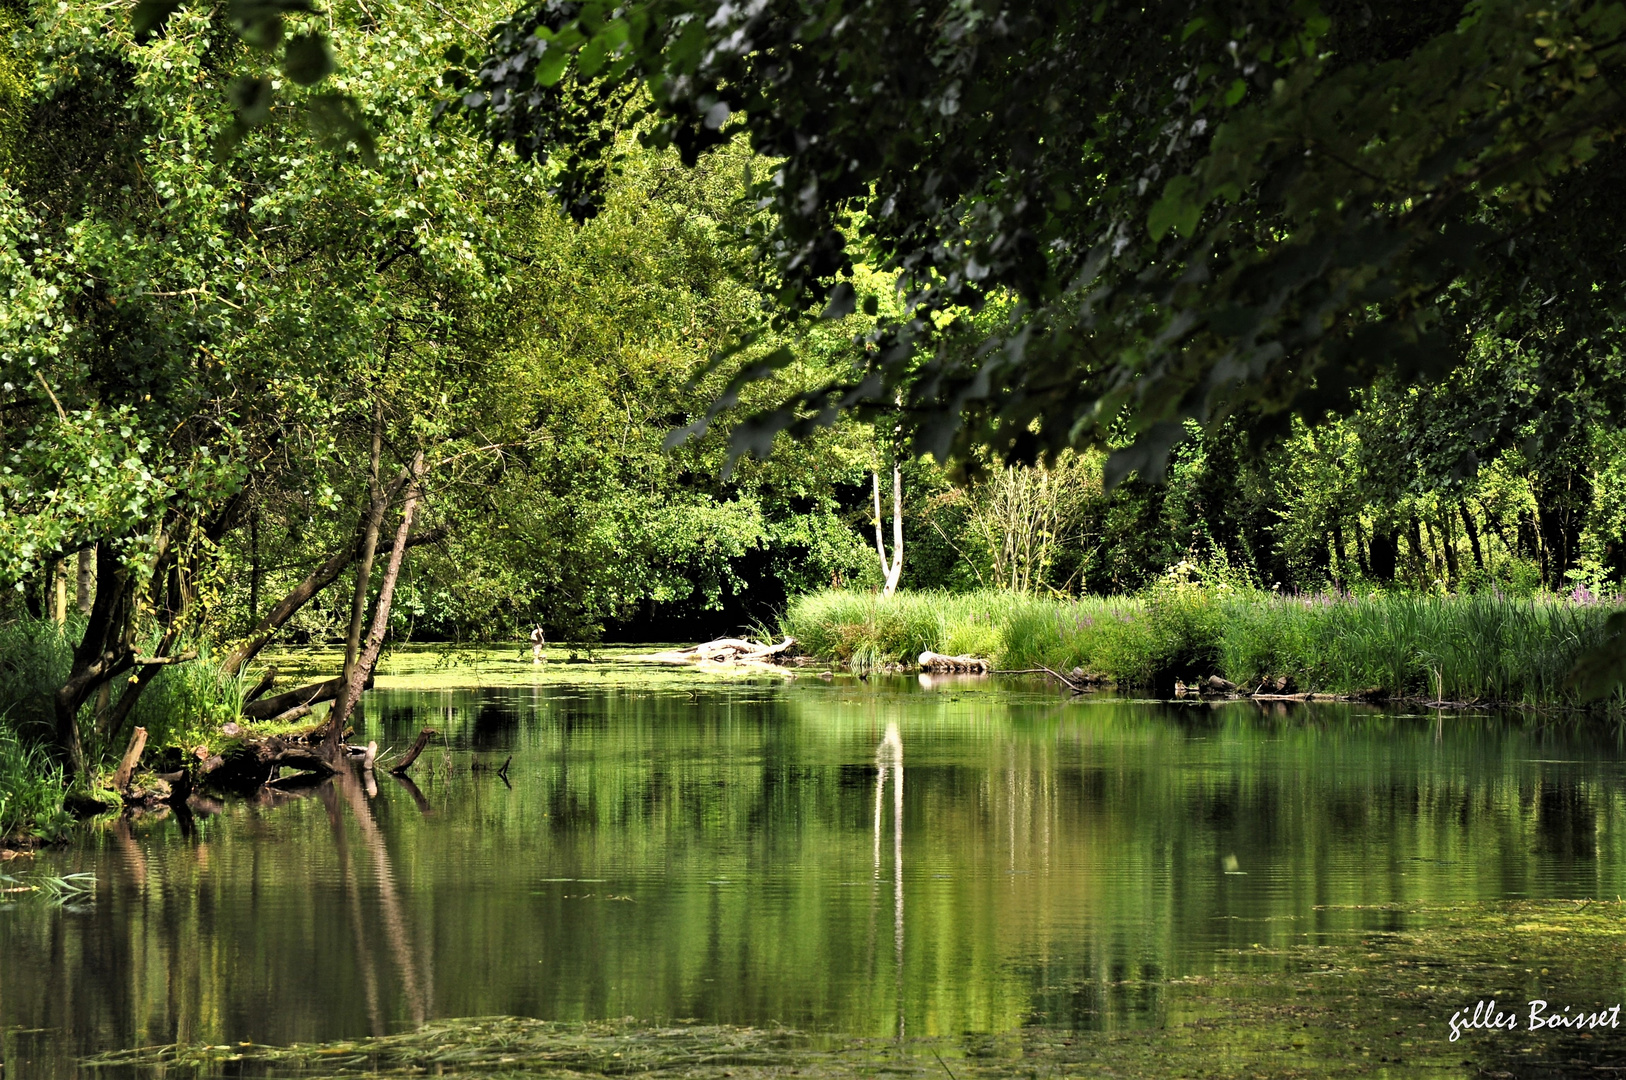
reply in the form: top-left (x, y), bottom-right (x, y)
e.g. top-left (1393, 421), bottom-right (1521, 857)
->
top-left (0, 720), bottom-right (69, 841)
top-left (782, 587), bottom-right (1626, 706)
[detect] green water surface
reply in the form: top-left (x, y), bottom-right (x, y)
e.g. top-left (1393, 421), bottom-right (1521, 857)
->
top-left (5, 646), bottom-right (1626, 1077)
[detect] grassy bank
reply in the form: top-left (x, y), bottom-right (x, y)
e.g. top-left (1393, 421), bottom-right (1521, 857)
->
top-left (782, 587), bottom-right (1625, 705)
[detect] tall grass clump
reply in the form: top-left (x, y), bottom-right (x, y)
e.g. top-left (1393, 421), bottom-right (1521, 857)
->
top-left (0, 617), bottom-right (248, 775)
top-left (785, 587), bottom-right (1626, 705)
top-left (0, 720), bottom-right (69, 841)
top-left (0, 617), bottom-right (75, 738)
top-left (1218, 591), bottom-right (1622, 704)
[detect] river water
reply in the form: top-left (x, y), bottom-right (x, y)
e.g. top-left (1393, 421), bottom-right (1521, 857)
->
top-left (4, 648), bottom-right (1625, 1076)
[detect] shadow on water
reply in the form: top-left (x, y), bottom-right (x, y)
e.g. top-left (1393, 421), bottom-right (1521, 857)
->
top-left (6, 671), bottom-right (1626, 1077)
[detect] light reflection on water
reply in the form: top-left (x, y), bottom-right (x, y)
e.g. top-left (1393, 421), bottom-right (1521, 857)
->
top-left (3, 659), bottom-right (1626, 1074)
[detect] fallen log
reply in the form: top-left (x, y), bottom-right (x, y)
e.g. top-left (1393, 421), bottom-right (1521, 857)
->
top-left (242, 666), bottom-right (277, 706)
top-left (203, 736), bottom-right (337, 792)
top-left (647, 636), bottom-right (796, 665)
top-left (919, 651), bottom-right (991, 674)
top-left (243, 676), bottom-right (345, 721)
top-left (267, 703), bottom-right (313, 726)
top-left (388, 728), bottom-right (439, 775)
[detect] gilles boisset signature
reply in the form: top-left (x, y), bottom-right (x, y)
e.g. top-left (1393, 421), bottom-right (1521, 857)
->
top-left (1449, 999), bottom-right (1622, 1041)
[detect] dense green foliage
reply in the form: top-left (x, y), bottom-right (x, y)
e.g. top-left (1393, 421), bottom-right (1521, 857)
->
top-left (461, 0), bottom-right (1626, 481)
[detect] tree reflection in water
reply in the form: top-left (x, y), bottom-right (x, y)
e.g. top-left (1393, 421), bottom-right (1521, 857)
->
top-left (874, 721), bottom-right (904, 1039)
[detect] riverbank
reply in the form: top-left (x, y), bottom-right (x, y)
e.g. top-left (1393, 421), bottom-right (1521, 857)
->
top-left (781, 587), bottom-right (1626, 706)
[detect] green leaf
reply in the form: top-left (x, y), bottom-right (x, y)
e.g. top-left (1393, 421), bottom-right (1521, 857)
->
top-left (1147, 174), bottom-right (1203, 241)
top-left (282, 33), bottom-right (335, 87)
top-left (228, 75), bottom-right (275, 126)
top-left (536, 44), bottom-right (572, 87)
top-left (306, 92), bottom-right (378, 166)
top-left (131, 0), bottom-right (184, 43)
top-left (821, 282), bottom-right (856, 320)
top-left (577, 34), bottom-right (609, 77)
top-left (229, 0), bottom-right (316, 50)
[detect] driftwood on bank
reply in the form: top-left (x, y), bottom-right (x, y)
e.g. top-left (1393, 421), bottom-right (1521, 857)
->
top-left (919, 651), bottom-right (991, 674)
top-left (649, 637), bottom-right (797, 665)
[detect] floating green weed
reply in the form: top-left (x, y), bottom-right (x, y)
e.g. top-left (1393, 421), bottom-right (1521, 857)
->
top-left (77, 899), bottom-right (1626, 1079)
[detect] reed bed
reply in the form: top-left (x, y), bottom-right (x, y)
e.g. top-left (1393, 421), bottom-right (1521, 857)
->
top-left (782, 588), bottom-right (1625, 705)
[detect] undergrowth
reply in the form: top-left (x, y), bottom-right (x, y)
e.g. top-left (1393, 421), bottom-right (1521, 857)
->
top-left (0, 618), bottom-right (249, 825)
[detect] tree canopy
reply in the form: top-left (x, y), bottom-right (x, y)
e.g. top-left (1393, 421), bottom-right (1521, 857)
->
top-left (457, 0), bottom-right (1626, 483)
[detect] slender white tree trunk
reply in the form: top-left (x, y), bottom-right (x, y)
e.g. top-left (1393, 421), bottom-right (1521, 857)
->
top-left (886, 464), bottom-right (904, 596)
top-left (873, 465), bottom-right (905, 597)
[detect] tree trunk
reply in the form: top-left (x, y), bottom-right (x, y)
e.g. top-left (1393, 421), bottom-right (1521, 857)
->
top-left (327, 453), bottom-right (426, 752)
top-left (872, 465), bottom-right (904, 597)
top-left (111, 727), bottom-right (148, 793)
top-left (1422, 514), bottom-right (1442, 583)
top-left (53, 544), bottom-right (140, 782)
top-left (102, 627), bottom-right (185, 749)
top-left (343, 401), bottom-right (387, 687)
top-left (1407, 515), bottom-right (1426, 585)
top-left (886, 464), bottom-right (904, 596)
top-left (1438, 508), bottom-right (1458, 583)
top-left (1536, 469), bottom-right (1588, 591)
top-left (51, 559), bottom-right (67, 625)
top-left (1459, 501), bottom-right (1485, 571)
top-left (248, 508), bottom-right (261, 624)
top-left (76, 546), bottom-right (95, 615)
top-left (219, 524), bottom-right (445, 677)
top-left (1368, 525), bottom-right (1397, 582)
top-left (872, 469), bottom-right (894, 587)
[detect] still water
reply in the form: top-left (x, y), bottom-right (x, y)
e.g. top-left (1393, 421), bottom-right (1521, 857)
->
top-left (4, 649), bottom-right (1625, 1073)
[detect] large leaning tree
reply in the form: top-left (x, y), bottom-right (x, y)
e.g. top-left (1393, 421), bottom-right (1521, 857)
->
top-left (453, 0), bottom-right (1626, 682)
top-left (0, 0), bottom-right (546, 780)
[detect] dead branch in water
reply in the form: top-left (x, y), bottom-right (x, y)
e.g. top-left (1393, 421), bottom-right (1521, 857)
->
top-left (1038, 665), bottom-right (1087, 693)
top-left (388, 728), bottom-right (439, 775)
